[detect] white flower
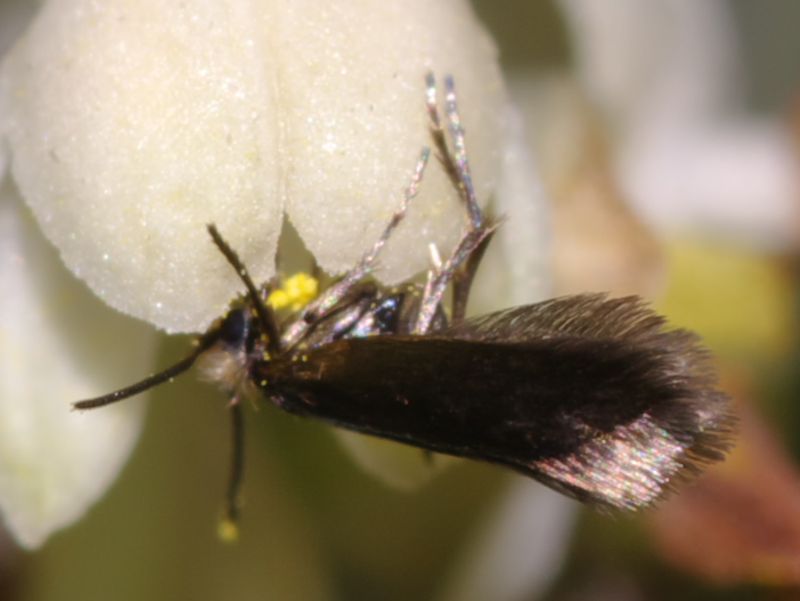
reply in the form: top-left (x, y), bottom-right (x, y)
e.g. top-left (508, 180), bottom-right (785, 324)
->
top-left (558, 0), bottom-right (800, 250)
top-left (1, 0), bottom-right (511, 334)
top-left (0, 0), bottom-right (550, 548)
top-left (0, 183), bottom-right (155, 549)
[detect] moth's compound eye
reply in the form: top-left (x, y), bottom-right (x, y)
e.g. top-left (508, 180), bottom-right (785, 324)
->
top-left (218, 309), bottom-right (249, 348)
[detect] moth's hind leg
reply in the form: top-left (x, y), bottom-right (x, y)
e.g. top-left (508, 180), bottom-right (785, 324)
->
top-left (425, 72), bottom-right (484, 232)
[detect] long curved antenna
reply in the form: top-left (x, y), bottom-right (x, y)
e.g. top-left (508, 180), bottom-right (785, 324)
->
top-left (73, 335), bottom-right (217, 410)
top-left (207, 224), bottom-right (281, 356)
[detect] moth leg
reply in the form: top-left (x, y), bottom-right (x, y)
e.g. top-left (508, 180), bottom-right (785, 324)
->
top-left (414, 222), bottom-right (496, 333)
top-left (425, 73), bottom-right (483, 230)
top-left (311, 147), bottom-right (429, 315)
top-left (218, 397), bottom-right (245, 542)
top-left (285, 285), bottom-right (379, 350)
top-left (424, 73), bottom-right (496, 326)
top-left (450, 229), bottom-right (495, 324)
top-left (281, 148), bottom-right (430, 347)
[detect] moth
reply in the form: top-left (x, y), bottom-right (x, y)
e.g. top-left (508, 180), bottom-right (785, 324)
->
top-left (75, 74), bottom-right (734, 534)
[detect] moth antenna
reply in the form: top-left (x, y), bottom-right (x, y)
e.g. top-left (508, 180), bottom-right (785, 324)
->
top-left (218, 399), bottom-right (245, 543)
top-left (207, 224), bottom-right (281, 356)
top-left (73, 337), bottom-right (216, 410)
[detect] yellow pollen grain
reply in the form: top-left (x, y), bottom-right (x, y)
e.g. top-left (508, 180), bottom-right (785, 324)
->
top-left (267, 273), bottom-right (319, 311)
top-left (267, 289), bottom-right (290, 310)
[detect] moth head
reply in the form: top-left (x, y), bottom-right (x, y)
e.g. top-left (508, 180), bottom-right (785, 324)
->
top-left (196, 304), bottom-right (264, 399)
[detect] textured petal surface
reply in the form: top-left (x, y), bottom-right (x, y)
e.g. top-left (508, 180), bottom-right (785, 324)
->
top-left (0, 184), bottom-right (154, 548)
top-left (1, 0), bottom-right (284, 333)
top-left (278, 0), bottom-right (507, 282)
top-left (1, 0), bottom-right (507, 333)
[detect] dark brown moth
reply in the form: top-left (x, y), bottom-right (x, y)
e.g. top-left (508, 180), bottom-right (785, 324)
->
top-left (75, 73), bottom-right (735, 532)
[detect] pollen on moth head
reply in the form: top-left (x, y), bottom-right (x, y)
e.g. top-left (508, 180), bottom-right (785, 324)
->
top-left (267, 273), bottom-right (319, 311)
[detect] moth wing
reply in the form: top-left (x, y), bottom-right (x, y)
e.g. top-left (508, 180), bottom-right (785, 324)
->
top-left (443, 293), bottom-right (677, 344)
top-left (265, 295), bottom-right (734, 510)
top-left (442, 294), bottom-right (734, 504)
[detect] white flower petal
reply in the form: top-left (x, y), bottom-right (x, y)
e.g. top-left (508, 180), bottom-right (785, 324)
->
top-left (1, 0), bottom-right (284, 334)
top-left (0, 136), bottom-right (6, 183)
top-left (278, 0), bottom-right (508, 283)
top-left (334, 430), bottom-right (457, 491)
top-left (557, 0), bottom-right (740, 131)
top-left (558, 0), bottom-right (800, 250)
top-left (0, 184), bottom-right (155, 548)
top-left (1, 0), bottom-right (507, 333)
top-left (509, 74), bottom-right (667, 299)
top-left (436, 480), bottom-right (577, 601)
top-left (469, 102), bottom-right (551, 315)
top-left (620, 123), bottom-right (800, 251)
